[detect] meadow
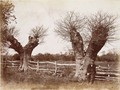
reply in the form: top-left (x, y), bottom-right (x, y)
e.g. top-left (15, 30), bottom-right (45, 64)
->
top-left (1, 61), bottom-right (120, 90)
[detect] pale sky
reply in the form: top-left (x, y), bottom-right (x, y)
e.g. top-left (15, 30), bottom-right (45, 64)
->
top-left (8, 0), bottom-right (120, 55)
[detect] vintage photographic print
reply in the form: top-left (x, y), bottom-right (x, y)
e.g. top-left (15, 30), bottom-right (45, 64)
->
top-left (0, 0), bottom-right (120, 90)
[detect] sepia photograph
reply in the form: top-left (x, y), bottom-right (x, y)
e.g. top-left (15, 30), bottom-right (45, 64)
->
top-left (0, 0), bottom-right (120, 90)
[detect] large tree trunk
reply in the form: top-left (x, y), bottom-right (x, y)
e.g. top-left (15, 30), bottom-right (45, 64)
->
top-left (19, 36), bottom-right (39, 71)
top-left (76, 40), bottom-right (107, 81)
top-left (71, 28), bottom-right (107, 81)
top-left (7, 35), bottom-right (39, 72)
top-left (75, 28), bottom-right (108, 81)
top-left (75, 56), bottom-right (93, 81)
top-left (19, 53), bottom-right (31, 71)
top-left (70, 29), bottom-right (85, 80)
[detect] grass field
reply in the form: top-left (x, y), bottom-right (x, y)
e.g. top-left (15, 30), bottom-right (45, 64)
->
top-left (1, 66), bottom-right (120, 90)
top-left (1, 79), bottom-right (119, 90)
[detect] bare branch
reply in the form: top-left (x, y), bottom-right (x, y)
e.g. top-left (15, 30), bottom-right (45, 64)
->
top-left (30, 26), bottom-right (47, 43)
top-left (86, 11), bottom-right (118, 59)
top-left (55, 11), bottom-right (85, 41)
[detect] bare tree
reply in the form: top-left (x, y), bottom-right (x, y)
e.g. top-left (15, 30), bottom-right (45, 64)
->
top-left (81, 12), bottom-right (118, 81)
top-left (86, 12), bottom-right (117, 60)
top-left (4, 26), bottom-right (47, 71)
top-left (19, 26), bottom-right (47, 71)
top-left (55, 11), bottom-right (118, 81)
top-left (55, 11), bottom-right (86, 80)
top-left (0, 1), bottom-right (47, 71)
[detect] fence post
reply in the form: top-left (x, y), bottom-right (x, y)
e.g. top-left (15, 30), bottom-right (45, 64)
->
top-left (12, 62), bottom-right (14, 67)
top-left (36, 61), bottom-right (39, 72)
top-left (55, 61), bottom-right (57, 74)
top-left (107, 64), bottom-right (110, 81)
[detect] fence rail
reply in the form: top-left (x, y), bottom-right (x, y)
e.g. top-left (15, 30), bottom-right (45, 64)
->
top-left (3, 60), bottom-right (120, 81)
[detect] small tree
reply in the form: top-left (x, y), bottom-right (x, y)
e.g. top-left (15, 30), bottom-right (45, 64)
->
top-left (55, 11), bottom-right (118, 81)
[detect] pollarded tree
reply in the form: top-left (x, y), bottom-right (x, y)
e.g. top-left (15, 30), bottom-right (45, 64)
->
top-left (55, 12), bottom-right (86, 80)
top-left (55, 11), bottom-right (117, 81)
top-left (4, 26), bottom-right (47, 71)
top-left (0, 1), bottom-right (47, 71)
top-left (86, 12), bottom-right (117, 60)
top-left (81, 12), bottom-right (117, 81)
top-left (19, 26), bottom-right (47, 71)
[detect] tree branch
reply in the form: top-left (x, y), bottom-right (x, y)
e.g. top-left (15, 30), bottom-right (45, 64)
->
top-left (7, 35), bottom-right (23, 54)
top-left (86, 12), bottom-right (117, 59)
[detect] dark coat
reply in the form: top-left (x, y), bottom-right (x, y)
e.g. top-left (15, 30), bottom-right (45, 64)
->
top-left (87, 64), bottom-right (96, 75)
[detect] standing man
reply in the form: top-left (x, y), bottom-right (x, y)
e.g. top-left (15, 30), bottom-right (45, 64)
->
top-left (86, 60), bottom-right (96, 84)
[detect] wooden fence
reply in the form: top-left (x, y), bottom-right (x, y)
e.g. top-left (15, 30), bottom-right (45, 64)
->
top-left (3, 60), bottom-right (20, 67)
top-left (3, 60), bottom-right (120, 81)
top-left (28, 60), bottom-right (76, 73)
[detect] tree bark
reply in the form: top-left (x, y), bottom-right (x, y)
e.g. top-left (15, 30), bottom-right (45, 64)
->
top-left (7, 35), bottom-right (39, 72)
top-left (70, 29), bottom-right (85, 80)
top-left (19, 36), bottom-right (39, 71)
top-left (74, 40), bottom-right (107, 81)
top-left (75, 28), bottom-right (108, 81)
top-left (19, 53), bottom-right (31, 71)
top-left (71, 28), bottom-right (107, 81)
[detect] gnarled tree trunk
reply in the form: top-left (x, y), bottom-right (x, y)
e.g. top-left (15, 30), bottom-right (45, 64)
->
top-left (19, 36), bottom-right (39, 71)
top-left (71, 27), bottom-right (108, 81)
top-left (19, 52), bottom-right (31, 71)
top-left (70, 29), bottom-right (85, 80)
top-left (7, 35), bottom-right (39, 71)
top-left (55, 11), bottom-right (116, 81)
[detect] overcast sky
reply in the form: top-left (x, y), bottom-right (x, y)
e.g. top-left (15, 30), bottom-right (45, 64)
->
top-left (8, 0), bottom-right (120, 55)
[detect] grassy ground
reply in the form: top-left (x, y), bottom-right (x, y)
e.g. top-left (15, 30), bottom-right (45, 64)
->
top-left (1, 80), bottom-right (119, 90)
top-left (1, 67), bottom-right (120, 90)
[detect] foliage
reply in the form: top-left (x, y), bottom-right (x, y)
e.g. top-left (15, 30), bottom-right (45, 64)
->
top-left (96, 52), bottom-right (119, 62)
top-left (0, 0), bottom-right (16, 41)
top-left (33, 53), bottom-right (75, 61)
top-left (0, 1), bottom-right (17, 52)
top-left (0, 0), bottom-right (16, 25)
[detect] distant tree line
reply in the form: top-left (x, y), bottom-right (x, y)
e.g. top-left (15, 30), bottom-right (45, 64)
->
top-left (2, 52), bottom-right (119, 62)
top-left (2, 53), bottom-right (75, 61)
top-left (97, 52), bottom-right (119, 62)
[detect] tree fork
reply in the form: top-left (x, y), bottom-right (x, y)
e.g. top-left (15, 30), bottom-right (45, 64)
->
top-left (7, 35), bottom-right (39, 71)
